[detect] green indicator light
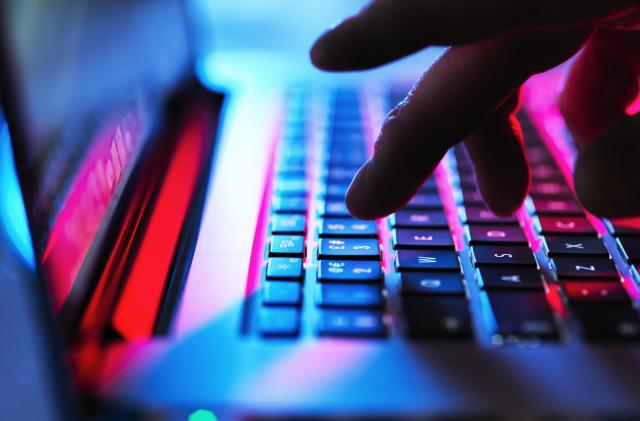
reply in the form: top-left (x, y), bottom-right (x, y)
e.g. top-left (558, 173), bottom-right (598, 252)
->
top-left (188, 409), bottom-right (218, 421)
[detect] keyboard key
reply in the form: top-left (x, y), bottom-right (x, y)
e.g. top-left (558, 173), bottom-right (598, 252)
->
top-left (617, 237), bottom-right (640, 264)
top-left (271, 214), bottom-right (305, 234)
top-left (401, 272), bottom-right (465, 295)
top-left (319, 218), bottom-right (378, 237)
top-left (393, 229), bottom-right (454, 249)
top-left (529, 181), bottom-right (573, 197)
top-left (402, 296), bottom-right (472, 339)
top-left (272, 196), bottom-right (306, 214)
top-left (327, 152), bottom-right (367, 166)
top-left (404, 193), bottom-right (443, 210)
top-left (317, 260), bottom-right (382, 283)
top-left (486, 291), bottom-right (559, 341)
top-left (458, 189), bottom-right (484, 206)
top-left (324, 183), bottom-right (349, 199)
top-left (326, 166), bottom-right (358, 183)
top-left (258, 307), bottom-right (300, 337)
top-left (530, 197), bottom-right (584, 215)
top-left (573, 305), bottom-right (640, 341)
top-left (316, 284), bottom-right (384, 308)
top-left (562, 282), bottom-right (630, 304)
top-left (476, 267), bottom-right (545, 290)
top-left (269, 235), bottom-right (305, 257)
top-left (318, 310), bottom-right (387, 337)
top-left (321, 200), bottom-right (352, 217)
top-left (471, 246), bottom-right (537, 267)
top-left (552, 257), bottom-right (619, 280)
top-left (318, 238), bottom-right (380, 260)
top-left (543, 235), bottom-right (609, 258)
top-left (460, 206), bottom-right (518, 225)
top-left (262, 281), bottom-right (302, 306)
top-left (395, 249), bottom-right (460, 272)
top-left (273, 178), bottom-right (307, 196)
top-left (390, 210), bottom-right (448, 228)
top-left (526, 146), bottom-right (554, 165)
top-left (536, 216), bottom-right (596, 236)
top-left (531, 163), bottom-right (563, 182)
top-left (266, 257), bottom-right (304, 279)
top-left (466, 224), bottom-right (527, 245)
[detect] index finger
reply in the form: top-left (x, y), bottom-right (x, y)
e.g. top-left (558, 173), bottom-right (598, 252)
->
top-left (311, 0), bottom-right (637, 71)
top-left (345, 29), bottom-right (589, 219)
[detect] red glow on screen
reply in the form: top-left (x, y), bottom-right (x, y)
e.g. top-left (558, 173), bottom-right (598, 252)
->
top-left (627, 93), bottom-right (640, 115)
top-left (111, 108), bottom-right (209, 340)
top-left (41, 112), bottom-right (143, 310)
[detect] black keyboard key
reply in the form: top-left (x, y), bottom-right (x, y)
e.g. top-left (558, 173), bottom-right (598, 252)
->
top-left (266, 257), bottom-right (304, 279)
top-left (271, 214), bottom-right (305, 234)
top-left (395, 249), bottom-right (460, 272)
top-left (273, 178), bottom-right (307, 196)
top-left (258, 307), bottom-right (300, 337)
top-left (477, 267), bottom-right (545, 290)
top-left (317, 260), bottom-right (382, 283)
top-left (466, 224), bottom-right (528, 245)
top-left (324, 183), bottom-right (349, 199)
top-left (276, 164), bottom-right (306, 176)
top-left (543, 235), bottom-right (608, 257)
top-left (486, 291), bottom-right (559, 341)
top-left (529, 181), bottom-right (573, 197)
top-left (531, 197), bottom-right (584, 215)
top-left (458, 189), bottom-right (484, 206)
top-left (471, 245), bottom-right (537, 267)
top-left (393, 229), bottom-right (454, 249)
top-left (552, 257), bottom-right (619, 280)
top-left (536, 216), bottom-right (596, 236)
top-left (318, 238), bottom-right (380, 260)
top-left (321, 200), bottom-right (352, 217)
top-left (460, 207), bottom-right (518, 225)
top-left (319, 218), bottom-right (377, 237)
top-left (272, 196), bottom-right (306, 214)
top-left (404, 193), bottom-right (443, 210)
top-left (390, 210), bottom-right (448, 228)
top-left (262, 281), bottom-right (302, 306)
top-left (316, 284), bottom-right (384, 308)
top-left (327, 152), bottom-right (367, 166)
top-left (531, 163), bottom-right (563, 182)
top-left (401, 272), bottom-right (465, 295)
top-left (617, 237), bottom-right (640, 264)
top-left (573, 305), bottom-right (640, 341)
top-left (325, 166), bottom-right (358, 183)
top-left (402, 296), bottom-right (472, 339)
top-left (457, 174), bottom-right (476, 188)
top-left (318, 309), bottom-right (386, 337)
top-left (562, 281), bottom-right (630, 304)
top-left (269, 235), bottom-right (305, 257)
top-left (526, 146), bottom-right (554, 165)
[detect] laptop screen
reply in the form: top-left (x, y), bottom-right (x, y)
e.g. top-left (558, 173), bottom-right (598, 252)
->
top-left (1, 0), bottom-right (192, 314)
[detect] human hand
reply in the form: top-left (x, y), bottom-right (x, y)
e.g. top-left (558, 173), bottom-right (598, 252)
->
top-left (310, 0), bottom-right (640, 219)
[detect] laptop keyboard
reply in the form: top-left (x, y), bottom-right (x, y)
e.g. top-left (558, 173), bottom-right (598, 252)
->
top-left (248, 87), bottom-right (640, 345)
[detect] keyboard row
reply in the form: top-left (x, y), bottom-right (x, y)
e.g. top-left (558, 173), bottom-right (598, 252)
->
top-left (252, 89), bottom-right (640, 343)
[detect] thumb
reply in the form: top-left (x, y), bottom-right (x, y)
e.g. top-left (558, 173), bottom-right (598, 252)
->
top-left (574, 113), bottom-right (640, 218)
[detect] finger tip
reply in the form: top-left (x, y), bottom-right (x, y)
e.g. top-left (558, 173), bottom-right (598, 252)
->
top-left (345, 169), bottom-right (383, 220)
top-left (310, 35), bottom-right (333, 70)
top-left (477, 169), bottom-right (530, 217)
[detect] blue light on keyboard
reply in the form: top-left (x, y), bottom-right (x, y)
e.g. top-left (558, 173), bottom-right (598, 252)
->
top-left (0, 123), bottom-right (35, 267)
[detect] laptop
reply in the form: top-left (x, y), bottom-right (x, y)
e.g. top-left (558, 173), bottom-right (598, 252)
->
top-left (2, 0), bottom-right (640, 419)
